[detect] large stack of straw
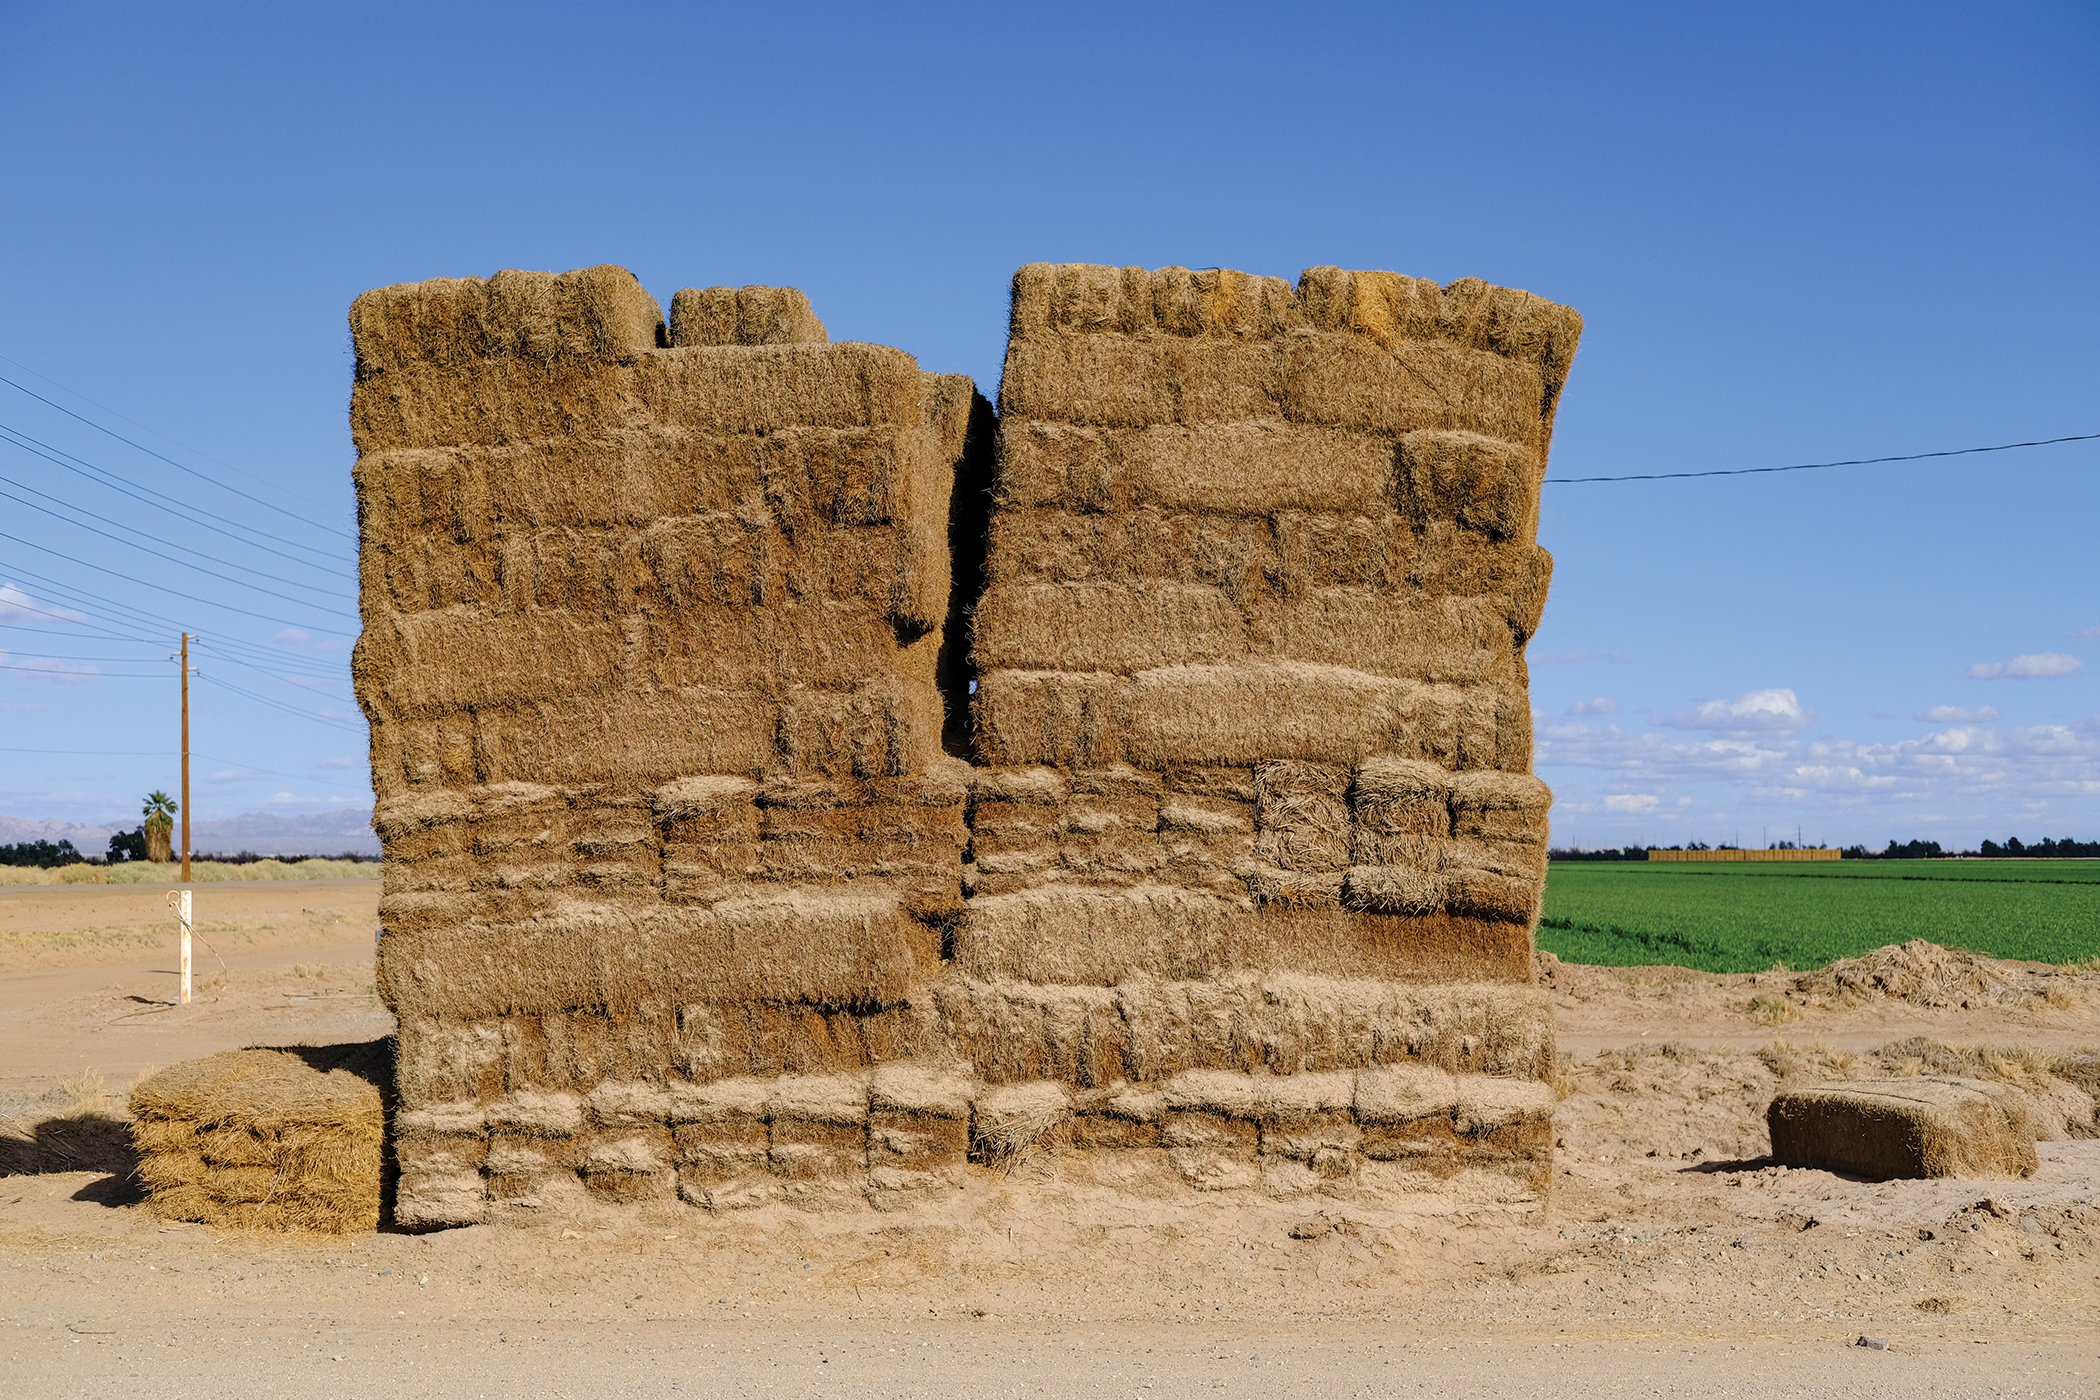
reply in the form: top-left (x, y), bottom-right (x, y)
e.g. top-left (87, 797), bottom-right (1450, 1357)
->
top-left (350, 261), bottom-right (1579, 1224)
top-left (951, 264), bottom-right (1580, 1188)
top-left (129, 1043), bottom-right (388, 1233)
top-left (351, 268), bottom-right (990, 1225)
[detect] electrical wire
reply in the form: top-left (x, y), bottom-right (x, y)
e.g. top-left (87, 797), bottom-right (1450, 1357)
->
top-left (1546, 432), bottom-right (2100, 483)
top-left (195, 671), bottom-right (365, 732)
top-left (0, 536), bottom-right (354, 634)
top-left (0, 349), bottom-right (344, 515)
top-left (0, 422), bottom-right (355, 578)
top-left (0, 371), bottom-right (352, 537)
top-left (0, 662), bottom-right (161, 677)
top-left (0, 480), bottom-right (356, 614)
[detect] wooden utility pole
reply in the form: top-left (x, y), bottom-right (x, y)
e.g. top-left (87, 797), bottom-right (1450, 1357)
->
top-left (180, 631), bottom-right (191, 884)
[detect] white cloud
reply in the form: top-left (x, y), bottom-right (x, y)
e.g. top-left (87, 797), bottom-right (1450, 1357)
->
top-left (0, 584), bottom-right (85, 625)
top-left (2073, 626), bottom-right (2100, 640)
top-left (271, 628), bottom-right (310, 645)
top-left (268, 791), bottom-right (299, 804)
top-left (1539, 713), bottom-right (2100, 809)
top-left (1660, 688), bottom-right (1814, 733)
top-left (1605, 794), bottom-right (1659, 812)
top-left (1916, 704), bottom-right (2000, 723)
top-left (1567, 697), bottom-right (1620, 716)
top-left (1966, 652), bottom-right (2082, 679)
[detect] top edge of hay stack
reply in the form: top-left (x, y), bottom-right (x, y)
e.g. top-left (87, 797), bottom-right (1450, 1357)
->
top-left (335, 260), bottom-right (1579, 1230)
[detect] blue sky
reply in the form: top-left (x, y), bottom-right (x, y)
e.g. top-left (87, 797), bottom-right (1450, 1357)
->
top-left (0, 1), bottom-right (2094, 847)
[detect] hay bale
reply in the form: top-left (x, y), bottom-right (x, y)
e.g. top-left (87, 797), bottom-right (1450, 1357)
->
top-left (129, 1043), bottom-right (389, 1233)
top-left (668, 286), bottom-right (828, 347)
top-left (1767, 1077), bottom-right (2038, 1180)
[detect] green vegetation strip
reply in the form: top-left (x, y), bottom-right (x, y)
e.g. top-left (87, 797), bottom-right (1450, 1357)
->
top-left (1539, 860), bottom-right (2100, 972)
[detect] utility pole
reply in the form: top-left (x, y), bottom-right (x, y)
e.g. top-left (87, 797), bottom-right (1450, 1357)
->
top-left (171, 632), bottom-right (194, 1005)
top-left (181, 631), bottom-right (191, 884)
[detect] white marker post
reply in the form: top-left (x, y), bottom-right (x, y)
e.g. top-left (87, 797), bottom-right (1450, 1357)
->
top-left (168, 888), bottom-right (193, 1005)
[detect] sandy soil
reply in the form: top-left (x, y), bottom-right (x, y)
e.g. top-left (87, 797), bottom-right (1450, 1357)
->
top-left (2, 882), bottom-right (2097, 1395)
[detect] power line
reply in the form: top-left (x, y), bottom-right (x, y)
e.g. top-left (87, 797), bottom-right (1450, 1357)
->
top-left (0, 662), bottom-right (161, 677)
top-left (1546, 432), bottom-right (2100, 483)
top-left (0, 747), bottom-right (169, 755)
top-left (0, 349), bottom-right (345, 515)
top-left (192, 753), bottom-right (371, 791)
top-left (0, 479), bottom-right (356, 615)
top-left (0, 538), bottom-right (354, 634)
top-left (195, 671), bottom-right (365, 732)
top-left (0, 650), bottom-right (175, 662)
top-left (0, 421), bottom-right (355, 578)
top-left (0, 371), bottom-right (353, 538)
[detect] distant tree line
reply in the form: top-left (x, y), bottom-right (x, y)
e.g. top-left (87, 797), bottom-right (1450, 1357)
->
top-left (1978, 836), bottom-right (2100, 858)
top-left (1552, 836), bottom-right (2096, 861)
top-left (0, 839), bottom-right (83, 868)
top-left (2, 835), bottom-right (379, 868)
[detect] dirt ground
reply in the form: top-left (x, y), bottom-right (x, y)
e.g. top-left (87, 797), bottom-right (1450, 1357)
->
top-left (2, 878), bottom-right (2097, 1396)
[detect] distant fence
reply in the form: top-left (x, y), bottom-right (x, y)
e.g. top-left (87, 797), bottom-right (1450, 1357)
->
top-left (1647, 848), bottom-right (1841, 863)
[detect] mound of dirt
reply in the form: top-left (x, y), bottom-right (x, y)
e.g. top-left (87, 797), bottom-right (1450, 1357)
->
top-left (1794, 939), bottom-right (2034, 1009)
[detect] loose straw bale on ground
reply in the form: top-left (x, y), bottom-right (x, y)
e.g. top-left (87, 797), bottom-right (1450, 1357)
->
top-left (129, 1042), bottom-right (390, 1233)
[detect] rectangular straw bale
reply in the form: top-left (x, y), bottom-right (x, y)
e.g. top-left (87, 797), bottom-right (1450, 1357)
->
top-left (1350, 757), bottom-right (1454, 838)
top-left (993, 421), bottom-right (1393, 516)
top-left (970, 581), bottom-right (1249, 673)
top-left (357, 606), bottom-right (629, 718)
top-left (469, 689), bottom-right (776, 785)
top-left (981, 506), bottom-right (1282, 600)
top-left (1006, 262), bottom-right (1306, 341)
top-left (634, 342), bottom-right (923, 434)
top-left (1766, 1077), bottom-right (2037, 1181)
top-left (1124, 662), bottom-right (1417, 769)
top-left (1399, 429), bottom-right (1541, 541)
top-left (1252, 760), bottom-right (1351, 873)
top-left (1279, 332), bottom-right (1543, 445)
top-left (998, 334), bottom-right (1283, 427)
top-left (1242, 590), bottom-right (1516, 686)
top-left (1448, 771), bottom-right (1552, 844)
top-left (668, 285), bottom-right (828, 347)
top-left (376, 892), bottom-right (922, 1020)
top-left (972, 669), bottom-right (1129, 768)
top-left (129, 1045), bottom-right (388, 1234)
top-left (627, 601), bottom-right (902, 694)
top-left (1341, 865), bottom-right (1446, 916)
top-left (1243, 864), bottom-right (1345, 910)
top-left (350, 266), bottom-right (663, 453)
top-left (1294, 267), bottom-right (1582, 406)
top-left (776, 675), bottom-right (942, 780)
top-left (955, 884), bottom-right (1244, 985)
top-left (1438, 867), bottom-right (1541, 924)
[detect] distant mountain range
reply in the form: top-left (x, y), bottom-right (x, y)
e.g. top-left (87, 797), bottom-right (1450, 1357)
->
top-left (0, 809), bottom-right (379, 858)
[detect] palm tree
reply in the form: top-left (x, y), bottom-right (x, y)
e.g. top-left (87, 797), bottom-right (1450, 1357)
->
top-left (143, 790), bottom-right (177, 864)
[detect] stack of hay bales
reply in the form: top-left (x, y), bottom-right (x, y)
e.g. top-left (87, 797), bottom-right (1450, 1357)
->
top-left (350, 267), bottom-right (991, 1225)
top-left (952, 264), bottom-right (1580, 1189)
top-left (349, 260), bottom-right (1580, 1222)
top-left (129, 1044), bottom-right (388, 1233)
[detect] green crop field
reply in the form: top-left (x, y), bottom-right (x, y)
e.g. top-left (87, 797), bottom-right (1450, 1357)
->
top-left (1538, 860), bottom-right (2100, 972)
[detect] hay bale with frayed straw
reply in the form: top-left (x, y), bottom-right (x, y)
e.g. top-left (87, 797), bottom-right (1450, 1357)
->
top-left (129, 1043), bottom-right (390, 1233)
top-left (1767, 1078), bottom-right (2037, 1180)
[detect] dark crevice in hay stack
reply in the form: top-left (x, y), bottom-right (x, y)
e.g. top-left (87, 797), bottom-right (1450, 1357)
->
top-left (938, 391), bottom-right (997, 761)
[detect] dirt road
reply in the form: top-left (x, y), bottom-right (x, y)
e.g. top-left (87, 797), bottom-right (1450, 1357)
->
top-left (2, 878), bottom-right (2096, 1396)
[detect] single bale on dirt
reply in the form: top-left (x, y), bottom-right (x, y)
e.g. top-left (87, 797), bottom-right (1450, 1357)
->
top-left (129, 1042), bottom-right (390, 1233)
top-left (1766, 1076), bottom-right (2037, 1181)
